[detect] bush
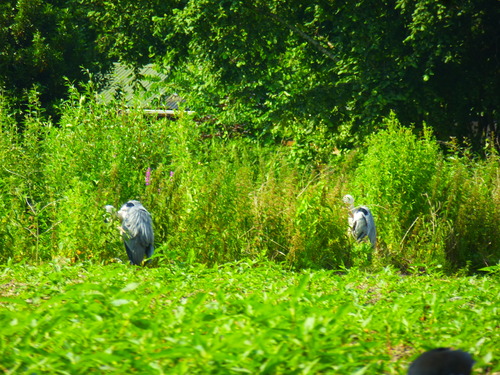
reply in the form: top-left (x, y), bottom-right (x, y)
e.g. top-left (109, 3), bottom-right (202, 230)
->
top-left (351, 114), bottom-right (441, 268)
top-left (437, 142), bottom-right (500, 270)
top-left (349, 116), bottom-right (499, 272)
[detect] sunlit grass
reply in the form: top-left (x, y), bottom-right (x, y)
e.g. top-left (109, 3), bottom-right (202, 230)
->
top-left (1, 260), bottom-right (498, 374)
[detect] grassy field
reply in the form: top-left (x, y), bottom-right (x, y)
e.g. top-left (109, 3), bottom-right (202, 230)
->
top-left (1, 260), bottom-right (498, 374)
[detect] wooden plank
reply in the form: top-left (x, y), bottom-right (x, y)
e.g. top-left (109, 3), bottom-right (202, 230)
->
top-left (143, 109), bottom-right (195, 117)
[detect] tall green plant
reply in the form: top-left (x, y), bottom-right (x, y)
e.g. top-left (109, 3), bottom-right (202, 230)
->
top-left (437, 142), bottom-right (500, 270)
top-left (0, 95), bottom-right (19, 261)
top-left (352, 115), bottom-right (441, 266)
top-left (0, 91), bottom-right (55, 262)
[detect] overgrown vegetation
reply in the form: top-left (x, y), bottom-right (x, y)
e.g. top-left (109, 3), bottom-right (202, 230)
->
top-left (1, 89), bottom-right (498, 272)
top-left (0, 260), bottom-right (498, 374)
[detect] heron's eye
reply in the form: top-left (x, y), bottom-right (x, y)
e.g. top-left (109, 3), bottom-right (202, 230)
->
top-left (126, 202), bottom-right (135, 207)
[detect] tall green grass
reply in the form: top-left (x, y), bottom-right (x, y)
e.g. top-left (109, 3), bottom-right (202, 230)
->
top-left (0, 89), bottom-right (498, 272)
top-left (349, 115), bottom-right (499, 272)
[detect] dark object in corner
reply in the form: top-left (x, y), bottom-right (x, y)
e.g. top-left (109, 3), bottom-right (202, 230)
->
top-left (408, 348), bottom-right (474, 375)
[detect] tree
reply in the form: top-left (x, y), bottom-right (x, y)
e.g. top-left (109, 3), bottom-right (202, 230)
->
top-left (396, 0), bottom-right (500, 141)
top-left (86, 0), bottom-right (498, 143)
top-left (0, 0), bottom-right (107, 114)
top-left (5, 0), bottom-right (496, 143)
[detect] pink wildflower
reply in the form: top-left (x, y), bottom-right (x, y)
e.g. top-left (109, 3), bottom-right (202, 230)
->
top-left (145, 167), bottom-right (152, 186)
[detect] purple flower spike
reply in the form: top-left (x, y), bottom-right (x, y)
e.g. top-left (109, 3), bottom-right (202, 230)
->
top-left (145, 167), bottom-right (152, 186)
top-left (170, 171), bottom-right (174, 178)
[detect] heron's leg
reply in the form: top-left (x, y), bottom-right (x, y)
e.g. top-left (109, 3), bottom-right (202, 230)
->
top-left (124, 243), bottom-right (135, 265)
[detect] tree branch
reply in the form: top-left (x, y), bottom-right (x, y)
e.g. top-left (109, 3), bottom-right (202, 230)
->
top-left (265, 11), bottom-right (338, 63)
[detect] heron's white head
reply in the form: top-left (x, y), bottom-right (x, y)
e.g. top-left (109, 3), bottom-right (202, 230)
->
top-left (342, 195), bottom-right (355, 205)
top-left (117, 200), bottom-right (144, 222)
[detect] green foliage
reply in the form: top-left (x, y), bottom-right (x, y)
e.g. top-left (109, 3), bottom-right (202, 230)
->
top-left (436, 141), bottom-right (500, 270)
top-left (355, 115), bottom-right (440, 218)
top-left (0, 261), bottom-right (498, 373)
top-left (0, 97), bottom-right (18, 256)
top-left (0, 1), bottom-right (498, 142)
top-left (396, 0), bottom-right (499, 139)
top-left (349, 116), bottom-right (500, 272)
top-left (0, 0), bottom-right (108, 112)
top-left (84, 0), bottom-right (499, 142)
top-left (0, 90), bottom-right (498, 271)
top-left (351, 115), bottom-right (441, 264)
top-left (0, 88), bottom-right (351, 268)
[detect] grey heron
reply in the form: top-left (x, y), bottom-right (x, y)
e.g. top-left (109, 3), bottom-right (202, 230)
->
top-left (105, 200), bottom-right (154, 265)
top-left (408, 348), bottom-right (474, 375)
top-left (342, 194), bottom-right (376, 247)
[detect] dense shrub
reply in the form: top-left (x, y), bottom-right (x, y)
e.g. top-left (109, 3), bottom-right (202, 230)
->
top-left (438, 144), bottom-right (500, 270)
top-left (350, 114), bottom-right (442, 268)
top-left (349, 115), bottom-right (499, 271)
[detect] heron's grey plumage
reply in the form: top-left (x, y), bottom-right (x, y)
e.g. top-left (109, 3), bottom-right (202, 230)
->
top-left (343, 194), bottom-right (376, 247)
top-left (408, 348), bottom-right (474, 375)
top-left (114, 200), bottom-right (154, 265)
